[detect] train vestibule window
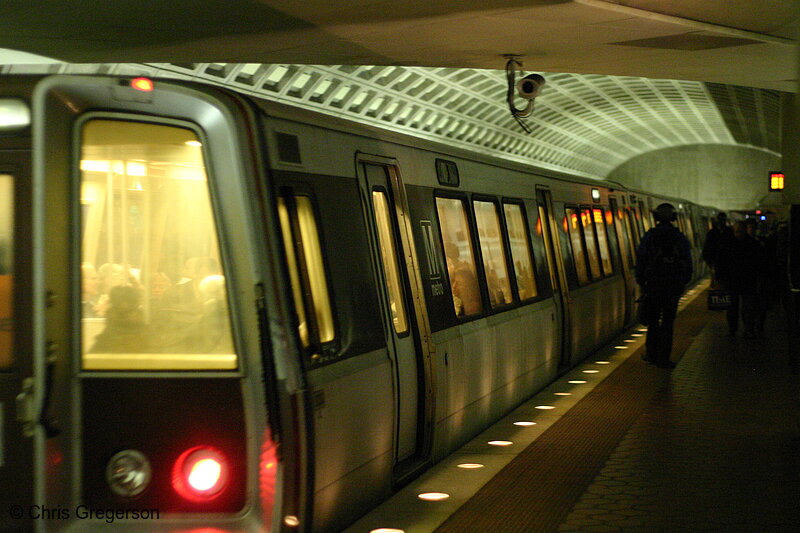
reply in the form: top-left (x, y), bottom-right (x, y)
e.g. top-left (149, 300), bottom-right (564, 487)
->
top-left (503, 203), bottom-right (538, 300)
top-left (372, 190), bottom-right (408, 334)
top-left (473, 200), bottom-right (512, 308)
top-left (0, 174), bottom-right (13, 368)
top-left (79, 120), bottom-right (236, 370)
top-left (435, 197), bottom-right (482, 318)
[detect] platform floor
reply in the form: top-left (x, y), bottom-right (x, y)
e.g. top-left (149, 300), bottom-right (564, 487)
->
top-left (346, 282), bottom-right (800, 532)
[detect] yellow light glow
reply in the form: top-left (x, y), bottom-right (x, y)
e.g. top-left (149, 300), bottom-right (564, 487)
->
top-left (535, 405), bottom-right (555, 410)
top-left (185, 140), bottom-right (203, 147)
top-left (615, 346), bottom-right (628, 349)
top-left (513, 421), bottom-right (536, 426)
top-left (371, 529), bottom-right (405, 533)
top-left (632, 333), bottom-right (643, 337)
top-left (284, 515), bottom-right (300, 527)
top-left (568, 380), bottom-right (587, 384)
top-left (595, 361), bottom-right (610, 364)
top-left (418, 492), bottom-right (450, 501)
top-left (638, 327), bottom-right (648, 332)
top-left (624, 339), bottom-right (635, 343)
top-left (488, 440), bottom-right (514, 446)
top-left (457, 463), bottom-right (485, 469)
top-left (583, 370), bottom-right (600, 374)
top-left (554, 392), bottom-right (571, 396)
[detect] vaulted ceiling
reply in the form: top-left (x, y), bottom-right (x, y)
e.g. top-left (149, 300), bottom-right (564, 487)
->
top-left (0, 1), bottom-right (795, 182)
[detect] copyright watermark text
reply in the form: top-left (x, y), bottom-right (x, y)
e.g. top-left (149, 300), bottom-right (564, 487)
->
top-left (8, 505), bottom-right (160, 523)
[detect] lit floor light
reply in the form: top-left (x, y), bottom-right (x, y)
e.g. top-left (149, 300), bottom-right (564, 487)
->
top-left (554, 392), bottom-right (572, 396)
top-left (535, 405), bottom-right (555, 410)
top-left (595, 361), bottom-right (610, 365)
top-left (284, 516), bottom-right (300, 527)
top-left (488, 440), bottom-right (513, 446)
top-left (457, 463), bottom-right (485, 469)
top-left (418, 492), bottom-right (450, 501)
top-left (568, 380), bottom-right (587, 384)
top-left (614, 346), bottom-right (628, 349)
top-left (631, 333), bottom-right (643, 337)
top-left (624, 339), bottom-right (636, 343)
top-left (513, 421), bottom-right (536, 426)
top-left (582, 370), bottom-right (600, 374)
top-left (638, 327), bottom-right (648, 332)
top-left (371, 529), bottom-right (405, 533)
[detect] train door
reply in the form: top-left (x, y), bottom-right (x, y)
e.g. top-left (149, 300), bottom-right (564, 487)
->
top-left (609, 197), bottom-right (635, 324)
top-left (0, 147), bottom-right (34, 533)
top-left (536, 188), bottom-right (571, 370)
top-left (357, 156), bottom-right (434, 483)
top-left (27, 76), bottom-right (286, 532)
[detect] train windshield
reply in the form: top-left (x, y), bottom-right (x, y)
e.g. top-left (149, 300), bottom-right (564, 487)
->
top-left (0, 174), bottom-right (12, 368)
top-left (79, 119), bottom-right (237, 370)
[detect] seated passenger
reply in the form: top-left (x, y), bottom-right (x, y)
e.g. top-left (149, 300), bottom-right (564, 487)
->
top-left (81, 262), bottom-right (101, 317)
top-left (444, 242), bottom-right (482, 317)
top-left (95, 263), bottom-right (126, 317)
top-left (90, 285), bottom-right (148, 353)
top-left (154, 256), bottom-right (222, 352)
top-left (149, 271), bottom-right (172, 307)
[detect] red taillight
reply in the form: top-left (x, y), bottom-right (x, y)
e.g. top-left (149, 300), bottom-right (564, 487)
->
top-left (172, 447), bottom-right (228, 501)
top-left (130, 77), bottom-right (154, 92)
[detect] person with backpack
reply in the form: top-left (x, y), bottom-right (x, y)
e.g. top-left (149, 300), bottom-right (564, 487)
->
top-left (635, 203), bottom-right (693, 368)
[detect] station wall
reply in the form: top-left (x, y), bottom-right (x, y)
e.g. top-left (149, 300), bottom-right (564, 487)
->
top-left (607, 144), bottom-right (780, 211)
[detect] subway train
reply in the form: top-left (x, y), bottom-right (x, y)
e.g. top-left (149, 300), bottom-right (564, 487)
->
top-left (0, 74), bottom-right (715, 532)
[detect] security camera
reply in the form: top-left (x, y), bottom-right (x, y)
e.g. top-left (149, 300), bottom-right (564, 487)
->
top-left (516, 73), bottom-right (546, 100)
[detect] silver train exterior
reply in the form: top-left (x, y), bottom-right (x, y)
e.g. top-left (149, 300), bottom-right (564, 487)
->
top-left (0, 75), bottom-right (714, 532)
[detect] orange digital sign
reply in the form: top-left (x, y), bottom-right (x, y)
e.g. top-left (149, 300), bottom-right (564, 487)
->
top-left (769, 172), bottom-right (785, 191)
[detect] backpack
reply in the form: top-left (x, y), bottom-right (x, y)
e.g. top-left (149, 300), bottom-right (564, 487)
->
top-left (644, 230), bottom-right (683, 286)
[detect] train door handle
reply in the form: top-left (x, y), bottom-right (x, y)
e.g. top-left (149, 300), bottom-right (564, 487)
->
top-left (15, 377), bottom-right (35, 438)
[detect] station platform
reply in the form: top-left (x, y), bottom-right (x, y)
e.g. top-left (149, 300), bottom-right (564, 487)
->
top-left (346, 282), bottom-right (800, 532)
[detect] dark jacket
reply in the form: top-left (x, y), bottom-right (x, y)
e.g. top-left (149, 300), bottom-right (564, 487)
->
top-left (635, 222), bottom-right (693, 292)
top-left (716, 233), bottom-right (765, 292)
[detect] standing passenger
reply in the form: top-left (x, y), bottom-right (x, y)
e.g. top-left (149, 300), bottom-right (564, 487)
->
top-left (636, 203), bottom-right (693, 369)
top-left (717, 220), bottom-right (765, 338)
top-left (702, 212), bottom-right (733, 283)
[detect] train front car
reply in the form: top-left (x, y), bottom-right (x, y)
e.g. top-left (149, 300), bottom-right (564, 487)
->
top-left (0, 76), bottom-right (302, 532)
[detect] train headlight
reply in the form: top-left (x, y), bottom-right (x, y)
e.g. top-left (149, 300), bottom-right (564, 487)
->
top-left (106, 449), bottom-right (152, 497)
top-left (172, 446), bottom-right (228, 500)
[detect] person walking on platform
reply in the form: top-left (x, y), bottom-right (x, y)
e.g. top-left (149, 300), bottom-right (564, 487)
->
top-left (716, 220), bottom-right (766, 338)
top-left (702, 212), bottom-right (734, 283)
top-left (636, 203), bottom-right (693, 369)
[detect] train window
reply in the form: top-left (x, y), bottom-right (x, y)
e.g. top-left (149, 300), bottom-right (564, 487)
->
top-left (278, 194), bottom-right (337, 353)
top-left (624, 209), bottom-right (639, 249)
top-left (372, 190), bottom-right (409, 334)
top-left (436, 196), bottom-right (482, 317)
top-left (564, 207), bottom-right (590, 285)
top-left (593, 208), bottom-right (613, 275)
top-left (684, 214), bottom-right (695, 245)
top-left (79, 119), bottom-right (236, 370)
top-left (474, 200), bottom-right (512, 308)
top-left (278, 198), bottom-right (311, 348)
top-left (0, 174), bottom-right (12, 368)
top-left (503, 203), bottom-right (538, 300)
top-left (580, 208), bottom-right (602, 279)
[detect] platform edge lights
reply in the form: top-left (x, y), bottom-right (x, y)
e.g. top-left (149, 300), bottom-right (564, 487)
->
top-left (769, 171), bottom-right (785, 191)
